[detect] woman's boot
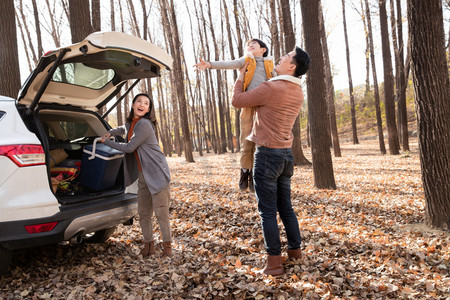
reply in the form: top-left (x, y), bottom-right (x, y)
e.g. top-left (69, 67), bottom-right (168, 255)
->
top-left (140, 241), bottom-right (156, 257)
top-left (162, 241), bottom-right (172, 257)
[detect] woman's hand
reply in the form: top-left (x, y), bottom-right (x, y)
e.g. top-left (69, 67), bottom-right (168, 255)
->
top-left (193, 58), bottom-right (211, 72)
top-left (99, 132), bottom-right (111, 143)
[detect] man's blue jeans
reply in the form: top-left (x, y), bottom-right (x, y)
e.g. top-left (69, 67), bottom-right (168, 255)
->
top-left (253, 146), bottom-right (301, 255)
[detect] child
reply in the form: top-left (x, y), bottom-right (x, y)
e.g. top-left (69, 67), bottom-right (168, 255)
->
top-left (194, 39), bottom-right (275, 192)
top-left (99, 93), bottom-right (172, 258)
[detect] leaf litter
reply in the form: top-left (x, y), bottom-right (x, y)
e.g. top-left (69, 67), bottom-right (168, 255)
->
top-left (1, 139), bottom-right (449, 299)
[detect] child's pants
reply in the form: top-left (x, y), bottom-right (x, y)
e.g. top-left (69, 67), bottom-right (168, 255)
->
top-left (240, 107), bottom-right (256, 170)
top-left (137, 172), bottom-right (172, 243)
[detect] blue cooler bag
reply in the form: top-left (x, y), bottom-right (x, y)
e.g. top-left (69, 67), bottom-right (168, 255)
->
top-left (80, 139), bottom-right (124, 191)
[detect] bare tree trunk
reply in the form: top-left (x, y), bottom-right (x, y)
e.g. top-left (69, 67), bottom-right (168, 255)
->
top-left (219, 5), bottom-right (234, 153)
top-left (206, 1), bottom-right (227, 153)
top-left (222, 0), bottom-right (239, 152)
top-left (395, 0), bottom-right (409, 151)
top-left (110, 0), bottom-right (123, 126)
top-left (342, 0), bottom-right (359, 145)
top-left (365, 0), bottom-right (386, 154)
top-left (127, 0), bottom-right (141, 37)
top-left (157, 76), bottom-right (172, 156)
top-left (280, 0), bottom-right (310, 165)
top-left (0, 0), bottom-right (20, 98)
top-left (238, 1), bottom-right (251, 42)
top-left (319, 2), bottom-right (341, 157)
top-left (198, 0), bottom-right (219, 154)
top-left (184, 2), bottom-right (203, 156)
top-left (379, 0), bottom-right (400, 155)
top-left (233, 0), bottom-right (244, 152)
top-left (160, 4), bottom-right (181, 156)
top-left (277, 0), bottom-right (286, 54)
top-left (68, 0), bottom-right (92, 43)
top-left (300, 0), bottom-right (336, 189)
top-left (359, 0), bottom-right (371, 95)
top-left (165, 0), bottom-right (194, 162)
top-left (269, 0), bottom-right (281, 62)
top-left (31, 0), bottom-right (43, 58)
top-left (16, 10), bottom-right (33, 73)
top-left (45, 0), bottom-right (62, 47)
top-left (91, 0), bottom-right (101, 31)
top-left (18, 0), bottom-right (37, 65)
top-left (408, 0), bottom-right (450, 230)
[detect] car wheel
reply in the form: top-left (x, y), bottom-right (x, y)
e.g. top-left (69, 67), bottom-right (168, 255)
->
top-left (83, 226), bottom-right (117, 243)
top-left (0, 246), bottom-right (12, 275)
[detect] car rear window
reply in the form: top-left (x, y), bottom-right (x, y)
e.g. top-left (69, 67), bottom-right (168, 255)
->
top-left (52, 62), bottom-right (115, 89)
top-left (47, 121), bottom-right (89, 141)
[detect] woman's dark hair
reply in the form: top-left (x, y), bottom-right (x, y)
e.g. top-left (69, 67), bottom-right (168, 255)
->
top-left (248, 38), bottom-right (269, 57)
top-left (126, 93), bottom-right (158, 138)
top-left (292, 47), bottom-right (310, 78)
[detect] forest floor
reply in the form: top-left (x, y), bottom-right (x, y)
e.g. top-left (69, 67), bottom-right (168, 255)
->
top-left (1, 138), bottom-right (449, 299)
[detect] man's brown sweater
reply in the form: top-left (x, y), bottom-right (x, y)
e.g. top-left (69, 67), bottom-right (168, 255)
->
top-left (232, 75), bottom-right (304, 149)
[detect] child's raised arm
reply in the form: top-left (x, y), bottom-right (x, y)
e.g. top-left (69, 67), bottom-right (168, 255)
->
top-left (193, 58), bottom-right (211, 72)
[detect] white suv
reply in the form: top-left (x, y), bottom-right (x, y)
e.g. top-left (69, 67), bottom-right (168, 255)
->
top-left (0, 32), bottom-right (173, 274)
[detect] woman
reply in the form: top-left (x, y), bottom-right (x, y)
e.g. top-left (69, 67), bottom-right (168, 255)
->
top-left (99, 93), bottom-right (172, 257)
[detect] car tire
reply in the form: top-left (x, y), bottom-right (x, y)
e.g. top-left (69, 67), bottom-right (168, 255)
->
top-left (0, 246), bottom-right (12, 275)
top-left (83, 226), bottom-right (117, 243)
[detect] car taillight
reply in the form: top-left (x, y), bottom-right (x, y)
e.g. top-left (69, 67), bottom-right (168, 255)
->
top-left (0, 144), bottom-right (45, 167)
top-left (24, 222), bottom-right (58, 234)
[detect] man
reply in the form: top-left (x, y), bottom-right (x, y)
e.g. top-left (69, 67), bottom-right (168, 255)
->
top-left (232, 47), bottom-right (310, 276)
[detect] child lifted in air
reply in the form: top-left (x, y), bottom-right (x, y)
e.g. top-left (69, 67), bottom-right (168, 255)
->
top-left (194, 39), bottom-right (275, 192)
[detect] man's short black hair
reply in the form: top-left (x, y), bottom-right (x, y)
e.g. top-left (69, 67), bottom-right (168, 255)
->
top-left (292, 47), bottom-right (310, 77)
top-left (249, 38), bottom-right (269, 57)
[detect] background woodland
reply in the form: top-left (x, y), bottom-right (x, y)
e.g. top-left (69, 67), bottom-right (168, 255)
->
top-left (0, 0), bottom-right (449, 254)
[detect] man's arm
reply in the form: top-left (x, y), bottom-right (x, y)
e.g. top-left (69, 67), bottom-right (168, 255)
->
top-left (231, 74), bottom-right (272, 108)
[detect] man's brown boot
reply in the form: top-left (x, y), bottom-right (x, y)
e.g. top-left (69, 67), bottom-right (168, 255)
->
top-left (263, 255), bottom-right (284, 276)
top-left (140, 241), bottom-right (156, 257)
top-left (248, 170), bottom-right (255, 192)
top-left (162, 241), bottom-right (172, 258)
top-left (287, 248), bottom-right (302, 260)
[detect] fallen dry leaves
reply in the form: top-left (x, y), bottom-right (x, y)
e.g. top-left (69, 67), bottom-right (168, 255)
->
top-left (1, 138), bottom-right (449, 299)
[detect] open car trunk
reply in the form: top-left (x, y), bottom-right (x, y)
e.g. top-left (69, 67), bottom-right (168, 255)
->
top-left (19, 105), bottom-right (125, 205)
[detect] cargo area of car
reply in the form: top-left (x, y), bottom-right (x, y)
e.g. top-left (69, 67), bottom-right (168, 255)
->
top-left (18, 105), bottom-right (125, 205)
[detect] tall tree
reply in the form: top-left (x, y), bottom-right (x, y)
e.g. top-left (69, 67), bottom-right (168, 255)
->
top-left (358, 0), bottom-right (371, 95)
top-left (68, 0), bottom-right (92, 43)
top-left (206, 1), bottom-right (227, 153)
top-left (393, 0), bottom-right (409, 151)
top-left (407, 0), bottom-right (450, 230)
top-left (233, 0), bottom-right (244, 152)
top-left (0, 0), bottom-right (20, 98)
top-left (219, 3), bottom-right (234, 153)
top-left (91, 0), bottom-right (101, 32)
top-left (379, 0), bottom-right (400, 155)
top-left (342, 0), bottom-right (359, 145)
top-left (110, 0), bottom-right (124, 127)
top-left (300, 0), bottom-right (336, 189)
top-left (279, 0), bottom-right (310, 165)
top-left (222, 0), bottom-right (239, 152)
top-left (160, 4), bottom-right (182, 156)
top-left (319, 2), bottom-right (341, 157)
top-left (269, 0), bottom-right (281, 62)
top-left (160, 0), bottom-right (194, 162)
top-left (45, 0), bottom-right (62, 48)
top-left (365, 0), bottom-right (386, 154)
top-left (17, 0), bottom-right (37, 65)
top-left (32, 0), bottom-right (43, 58)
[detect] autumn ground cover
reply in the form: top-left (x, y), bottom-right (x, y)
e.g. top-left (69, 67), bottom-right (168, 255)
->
top-left (1, 138), bottom-right (449, 299)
